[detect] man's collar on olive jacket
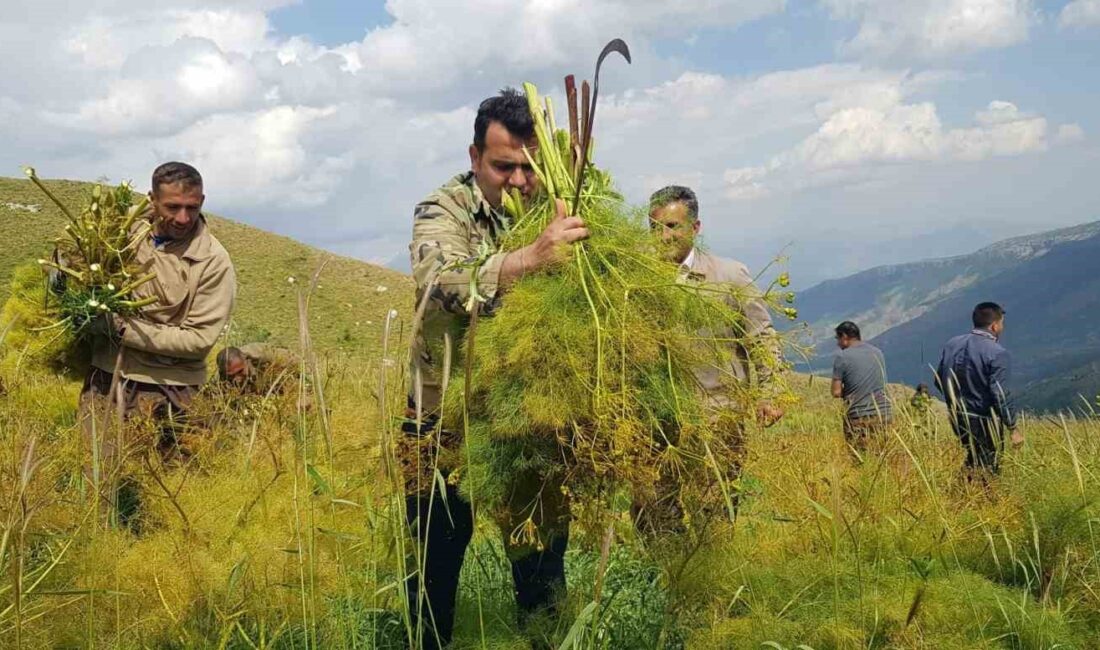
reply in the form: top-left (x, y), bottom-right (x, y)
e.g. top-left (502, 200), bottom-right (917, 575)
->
top-left (460, 171), bottom-right (509, 231)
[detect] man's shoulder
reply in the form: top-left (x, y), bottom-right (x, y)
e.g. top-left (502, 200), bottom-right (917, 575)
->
top-left (944, 333), bottom-right (970, 349)
top-left (841, 343), bottom-right (882, 363)
top-left (205, 231), bottom-right (233, 266)
top-left (695, 251), bottom-right (752, 284)
top-left (836, 346), bottom-right (860, 363)
top-left (863, 342), bottom-right (885, 358)
top-left (240, 342), bottom-right (294, 365)
top-left (415, 172), bottom-right (479, 221)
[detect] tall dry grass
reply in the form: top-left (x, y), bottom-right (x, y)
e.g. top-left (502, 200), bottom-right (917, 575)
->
top-left (1, 275), bottom-right (1099, 648)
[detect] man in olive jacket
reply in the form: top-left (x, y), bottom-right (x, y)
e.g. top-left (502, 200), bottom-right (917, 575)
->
top-left (80, 161), bottom-right (236, 513)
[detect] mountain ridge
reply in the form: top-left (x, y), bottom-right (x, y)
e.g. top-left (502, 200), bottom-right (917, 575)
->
top-left (793, 219), bottom-right (1100, 412)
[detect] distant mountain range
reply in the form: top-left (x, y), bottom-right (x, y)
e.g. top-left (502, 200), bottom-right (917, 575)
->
top-left (789, 220), bottom-right (1100, 412)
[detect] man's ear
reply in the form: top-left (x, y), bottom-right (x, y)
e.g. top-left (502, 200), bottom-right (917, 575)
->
top-left (693, 219), bottom-right (701, 235)
top-left (469, 144), bottom-right (480, 172)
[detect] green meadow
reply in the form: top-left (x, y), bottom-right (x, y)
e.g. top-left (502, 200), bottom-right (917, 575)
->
top-left (2, 178), bottom-right (1098, 649)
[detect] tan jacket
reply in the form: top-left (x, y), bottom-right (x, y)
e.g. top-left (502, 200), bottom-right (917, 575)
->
top-left (685, 250), bottom-right (782, 409)
top-left (91, 216), bottom-right (236, 386)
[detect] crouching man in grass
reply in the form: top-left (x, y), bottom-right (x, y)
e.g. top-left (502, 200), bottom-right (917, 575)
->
top-left (79, 162), bottom-right (236, 525)
top-left (831, 320), bottom-right (892, 454)
top-left (403, 89), bottom-right (588, 649)
top-left (639, 185), bottom-right (785, 534)
top-left (216, 343), bottom-right (298, 395)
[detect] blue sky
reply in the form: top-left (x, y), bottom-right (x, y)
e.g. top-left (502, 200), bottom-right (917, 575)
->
top-left (3, 0), bottom-right (1098, 287)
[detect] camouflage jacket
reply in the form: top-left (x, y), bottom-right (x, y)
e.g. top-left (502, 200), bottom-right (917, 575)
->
top-left (408, 172), bottom-right (512, 417)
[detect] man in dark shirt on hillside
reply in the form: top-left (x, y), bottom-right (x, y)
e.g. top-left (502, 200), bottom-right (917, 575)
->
top-left (936, 302), bottom-right (1023, 474)
top-left (831, 321), bottom-right (892, 451)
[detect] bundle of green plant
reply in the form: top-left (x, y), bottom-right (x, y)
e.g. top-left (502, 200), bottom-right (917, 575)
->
top-left (1, 168), bottom-right (157, 372)
top-left (445, 82), bottom-right (792, 551)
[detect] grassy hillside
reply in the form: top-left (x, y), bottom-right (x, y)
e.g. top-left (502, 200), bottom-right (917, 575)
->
top-left (2, 176), bottom-right (1099, 648)
top-left (0, 175), bottom-right (414, 359)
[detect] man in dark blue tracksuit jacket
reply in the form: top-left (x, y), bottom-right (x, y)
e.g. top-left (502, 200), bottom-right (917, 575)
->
top-left (935, 302), bottom-right (1023, 473)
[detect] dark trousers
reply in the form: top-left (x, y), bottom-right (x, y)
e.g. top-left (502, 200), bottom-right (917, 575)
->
top-left (79, 366), bottom-right (196, 527)
top-left (950, 415), bottom-right (1003, 473)
top-left (405, 483), bottom-right (568, 649)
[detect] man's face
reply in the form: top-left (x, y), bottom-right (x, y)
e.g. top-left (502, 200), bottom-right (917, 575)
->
top-left (151, 182), bottom-right (204, 240)
top-left (649, 201), bottom-right (699, 264)
top-left (225, 357), bottom-right (253, 386)
top-left (836, 334), bottom-right (856, 350)
top-left (469, 121), bottom-right (538, 209)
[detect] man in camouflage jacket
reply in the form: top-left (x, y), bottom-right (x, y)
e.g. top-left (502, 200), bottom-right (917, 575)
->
top-left (403, 89), bottom-right (587, 649)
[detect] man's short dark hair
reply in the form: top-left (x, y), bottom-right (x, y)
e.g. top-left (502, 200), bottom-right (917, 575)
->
top-left (473, 88), bottom-right (535, 151)
top-left (650, 185), bottom-right (699, 221)
top-left (152, 162), bottom-right (203, 195)
top-left (216, 346), bottom-right (244, 381)
top-left (835, 321), bottom-right (861, 340)
top-left (972, 302), bottom-right (1005, 329)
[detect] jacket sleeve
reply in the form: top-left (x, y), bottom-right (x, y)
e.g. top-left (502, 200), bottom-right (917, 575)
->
top-left (120, 255), bottom-right (236, 360)
top-left (934, 348), bottom-right (949, 399)
top-left (730, 262), bottom-right (783, 383)
top-left (410, 199), bottom-right (506, 316)
top-left (989, 348), bottom-right (1016, 428)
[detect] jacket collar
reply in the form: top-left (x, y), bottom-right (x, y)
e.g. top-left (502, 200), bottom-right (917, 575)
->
top-left (679, 248), bottom-right (708, 282)
top-left (971, 328), bottom-right (997, 341)
top-left (155, 215), bottom-right (214, 262)
top-left (680, 247), bottom-right (697, 273)
top-left (463, 172), bottom-right (508, 230)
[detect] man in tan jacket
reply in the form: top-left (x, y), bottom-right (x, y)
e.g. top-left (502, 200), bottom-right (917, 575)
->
top-left (637, 185), bottom-right (784, 533)
top-left (80, 161), bottom-right (236, 519)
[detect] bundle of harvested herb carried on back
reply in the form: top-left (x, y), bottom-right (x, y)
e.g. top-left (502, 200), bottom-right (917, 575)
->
top-left (445, 81), bottom-right (792, 552)
top-left (0, 168), bottom-right (157, 374)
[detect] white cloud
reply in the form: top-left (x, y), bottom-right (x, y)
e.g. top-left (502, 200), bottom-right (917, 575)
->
top-left (351, 0), bottom-right (784, 99)
top-left (722, 98), bottom-right (1053, 199)
top-left (822, 0), bottom-right (1035, 59)
top-left (1060, 0), bottom-right (1100, 28)
top-left (64, 9), bottom-right (275, 70)
top-left (169, 105), bottom-right (354, 210)
top-left (0, 0), bottom-right (1095, 286)
top-left (47, 38), bottom-right (264, 136)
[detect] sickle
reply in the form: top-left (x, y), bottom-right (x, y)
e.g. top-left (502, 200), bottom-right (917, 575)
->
top-left (571, 38), bottom-right (631, 216)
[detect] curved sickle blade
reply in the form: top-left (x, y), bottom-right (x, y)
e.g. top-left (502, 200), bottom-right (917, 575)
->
top-left (572, 38), bottom-right (631, 215)
top-left (596, 38), bottom-right (632, 70)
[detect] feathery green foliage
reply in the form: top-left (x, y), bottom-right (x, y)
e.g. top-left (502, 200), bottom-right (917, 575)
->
top-left (1, 168), bottom-right (156, 375)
